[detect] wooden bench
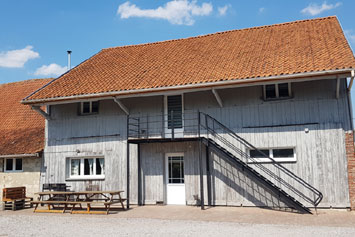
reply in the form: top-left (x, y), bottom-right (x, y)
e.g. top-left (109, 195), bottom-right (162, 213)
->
top-left (2, 187), bottom-right (33, 211)
top-left (31, 200), bottom-right (124, 215)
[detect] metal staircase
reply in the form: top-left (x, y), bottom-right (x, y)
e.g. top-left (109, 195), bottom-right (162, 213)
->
top-left (198, 112), bottom-right (323, 214)
top-left (128, 110), bottom-right (323, 213)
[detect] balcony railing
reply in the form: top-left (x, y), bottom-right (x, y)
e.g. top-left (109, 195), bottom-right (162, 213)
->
top-left (128, 110), bottom-right (200, 140)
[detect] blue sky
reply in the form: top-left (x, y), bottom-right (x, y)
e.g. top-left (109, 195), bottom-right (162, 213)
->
top-left (1, 1), bottom-right (355, 84)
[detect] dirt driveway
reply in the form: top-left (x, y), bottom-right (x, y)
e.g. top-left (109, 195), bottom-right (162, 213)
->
top-left (0, 206), bottom-right (355, 236)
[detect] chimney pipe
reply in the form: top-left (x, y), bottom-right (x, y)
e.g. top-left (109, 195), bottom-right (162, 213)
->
top-left (67, 50), bottom-right (72, 70)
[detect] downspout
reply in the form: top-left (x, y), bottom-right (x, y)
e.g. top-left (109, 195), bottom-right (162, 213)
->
top-left (347, 70), bottom-right (355, 132)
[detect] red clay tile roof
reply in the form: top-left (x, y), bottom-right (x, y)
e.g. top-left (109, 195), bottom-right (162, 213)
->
top-left (24, 16), bottom-right (355, 104)
top-left (0, 79), bottom-right (52, 156)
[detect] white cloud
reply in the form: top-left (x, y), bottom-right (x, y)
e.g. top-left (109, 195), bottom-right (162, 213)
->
top-left (218, 5), bottom-right (230, 16)
top-left (117, 0), bottom-right (213, 25)
top-left (259, 7), bottom-right (265, 13)
top-left (301, 1), bottom-right (342, 16)
top-left (0, 46), bottom-right (39, 68)
top-left (34, 63), bottom-right (67, 77)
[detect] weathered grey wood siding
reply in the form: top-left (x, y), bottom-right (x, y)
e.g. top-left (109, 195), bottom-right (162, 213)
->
top-left (207, 123), bottom-right (349, 207)
top-left (42, 78), bottom-right (351, 207)
top-left (184, 79), bottom-right (351, 131)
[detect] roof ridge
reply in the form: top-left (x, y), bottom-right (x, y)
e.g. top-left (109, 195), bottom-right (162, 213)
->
top-left (103, 16), bottom-right (337, 51)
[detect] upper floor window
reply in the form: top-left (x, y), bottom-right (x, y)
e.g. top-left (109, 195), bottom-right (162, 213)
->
top-left (80, 101), bottom-right (99, 115)
top-left (263, 83), bottom-right (292, 100)
top-left (248, 148), bottom-right (296, 163)
top-left (4, 158), bottom-right (23, 172)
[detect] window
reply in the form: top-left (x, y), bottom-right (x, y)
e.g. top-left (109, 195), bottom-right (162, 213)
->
top-left (4, 158), bottom-right (23, 172)
top-left (248, 148), bottom-right (296, 163)
top-left (80, 101), bottom-right (99, 115)
top-left (167, 95), bottom-right (183, 129)
top-left (68, 157), bottom-right (105, 179)
top-left (168, 156), bottom-right (184, 184)
top-left (263, 83), bottom-right (291, 100)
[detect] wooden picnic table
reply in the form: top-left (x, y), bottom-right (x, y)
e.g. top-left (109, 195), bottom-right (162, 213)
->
top-left (32, 191), bottom-right (126, 214)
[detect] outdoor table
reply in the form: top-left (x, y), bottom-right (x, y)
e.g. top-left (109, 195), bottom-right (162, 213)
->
top-left (35, 191), bottom-right (74, 201)
top-left (32, 191), bottom-right (126, 214)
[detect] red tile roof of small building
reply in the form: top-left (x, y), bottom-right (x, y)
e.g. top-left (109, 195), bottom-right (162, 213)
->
top-left (23, 16), bottom-right (355, 104)
top-left (0, 78), bottom-right (52, 156)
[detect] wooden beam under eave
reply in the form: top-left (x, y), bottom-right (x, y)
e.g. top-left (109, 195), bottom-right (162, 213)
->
top-left (113, 97), bottom-right (130, 115)
top-left (349, 70), bottom-right (355, 91)
top-left (212, 89), bottom-right (223, 108)
top-left (336, 76), bottom-right (340, 99)
top-left (31, 106), bottom-right (51, 120)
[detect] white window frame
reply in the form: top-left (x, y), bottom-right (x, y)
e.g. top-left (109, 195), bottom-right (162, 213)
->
top-left (248, 147), bottom-right (296, 163)
top-left (263, 83), bottom-right (292, 100)
top-left (165, 153), bottom-right (185, 184)
top-left (67, 156), bottom-right (105, 180)
top-left (80, 101), bottom-right (99, 115)
top-left (4, 158), bottom-right (23, 172)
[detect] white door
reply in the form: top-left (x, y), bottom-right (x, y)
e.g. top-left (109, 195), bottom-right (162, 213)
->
top-left (166, 153), bottom-right (185, 205)
top-left (164, 95), bottom-right (184, 138)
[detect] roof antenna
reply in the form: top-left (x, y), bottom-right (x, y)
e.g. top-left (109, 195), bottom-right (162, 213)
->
top-left (67, 50), bottom-right (72, 70)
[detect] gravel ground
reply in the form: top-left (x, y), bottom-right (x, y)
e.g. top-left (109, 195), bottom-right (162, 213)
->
top-left (1, 214), bottom-right (355, 237)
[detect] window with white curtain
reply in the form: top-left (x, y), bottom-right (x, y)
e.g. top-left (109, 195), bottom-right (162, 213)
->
top-left (68, 157), bottom-right (104, 179)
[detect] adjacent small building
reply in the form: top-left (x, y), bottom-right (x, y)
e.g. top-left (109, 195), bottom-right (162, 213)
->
top-left (0, 79), bottom-right (52, 200)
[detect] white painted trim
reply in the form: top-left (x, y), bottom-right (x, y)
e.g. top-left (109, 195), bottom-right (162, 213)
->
top-left (4, 158), bottom-right (23, 172)
top-left (349, 70), bottom-right (355, 91)
top-left (336, 76), bottom-right (340, 99)
top-left (31, 106), bottom-right (51, 120)
top-left (22, 69), bottom-right (353, 105)
top-left (165, 153), bottom-right (185, 205)
top-left (67, 156), bottom-right (105, 179)
top-left (275, 83), bottom-right (279, 98)
top-left (212, 89), bottom-right (223, 107)
top-left (0, 153), bottom-right (39, 158)
top-left (247, 147), bottom-right (296, 163)
top-left (66, 177), bottom-right (105, 181)
top-left (165, 152), bottom-right (185, 184)
top-left (113, 97), bottom-right (129, 115)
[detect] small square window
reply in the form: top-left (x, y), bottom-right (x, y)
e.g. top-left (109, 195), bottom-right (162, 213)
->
top-left (82, 102), bottom-right (91, 114)
top-left (5, 159), bottom-right (13, 171)
top-left (278, 83), bottom-right (289, 97)
top-left (80, 101), bottom-right (99, 115)
top-left (263, 83), bottom-right (291, 100)
top-left (273, 148), bottom-right (294, 158)
top-left (249, 149), bottom-right (270, 158)
top-left (15, 159), bottom-right (22, 171)
top-left (265, 85), bottom-right (276, 99)
top-left (92, 101), bottom-right (99, 113)
top-left (5, 158), bottom-right (23, 172)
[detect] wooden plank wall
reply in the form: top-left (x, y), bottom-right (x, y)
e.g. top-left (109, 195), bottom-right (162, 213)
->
top-left (42, 78), bottom-right (351, 207)
top-left (208, 124), bottom-right (349, 207)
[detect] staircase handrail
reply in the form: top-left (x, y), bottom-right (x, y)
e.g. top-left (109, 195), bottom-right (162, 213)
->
top-left (199, 112), bottom-right (323, 206)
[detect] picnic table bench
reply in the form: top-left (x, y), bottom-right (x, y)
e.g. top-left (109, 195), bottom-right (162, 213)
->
top-left (2, 187), bottom-right (33, 211)
top-left (31, 191), bottom-right (126, 215)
